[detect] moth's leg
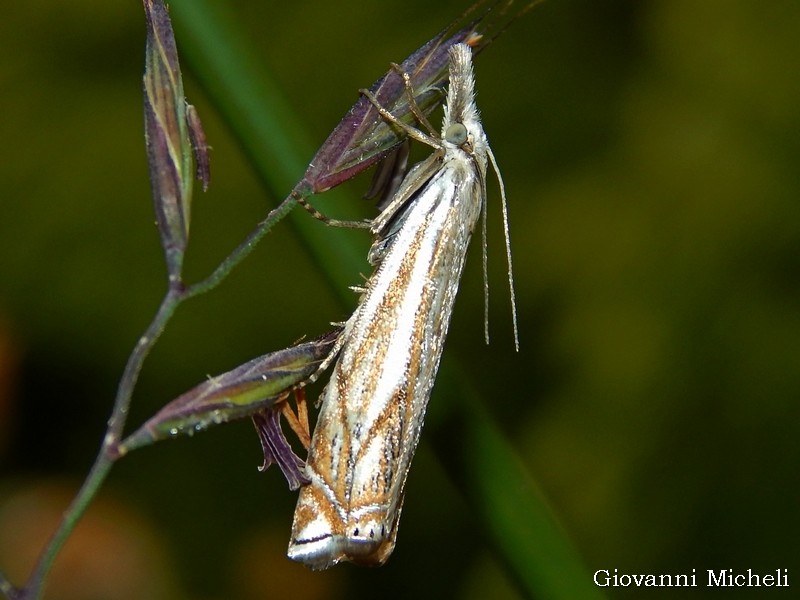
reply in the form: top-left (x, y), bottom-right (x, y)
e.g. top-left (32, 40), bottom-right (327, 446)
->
top-left (388, 62), bottom-right (438, 138)
top-left (281, 388), bottom-right (311, 449)
top-left (358, 87), bottom-right (441, 151)
top-left (291, 190), bottom-right (372, 229)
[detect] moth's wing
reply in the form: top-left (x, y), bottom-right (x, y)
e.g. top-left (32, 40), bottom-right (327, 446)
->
top-left (363, 140), bottom-right (411, 211)
top-left (368, 152), bottom-right (443, 265)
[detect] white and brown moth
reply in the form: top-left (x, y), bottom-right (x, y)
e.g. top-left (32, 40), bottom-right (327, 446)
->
top-left (288, 42), bottom-right (517, 569)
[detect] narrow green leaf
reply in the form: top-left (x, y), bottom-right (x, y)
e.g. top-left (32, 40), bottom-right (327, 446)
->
top-left (434, 370), bottom-right (607, 600)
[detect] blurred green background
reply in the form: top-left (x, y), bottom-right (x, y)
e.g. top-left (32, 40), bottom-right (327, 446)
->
top-left (1, 0), bottom-right (799, 598)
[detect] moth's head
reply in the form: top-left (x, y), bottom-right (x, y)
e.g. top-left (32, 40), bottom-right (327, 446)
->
top-left (442, 44), bottom-right (486, 157)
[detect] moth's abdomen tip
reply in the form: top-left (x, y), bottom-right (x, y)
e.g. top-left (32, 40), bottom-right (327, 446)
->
top-left (288, 532), bottom-right (391, 570)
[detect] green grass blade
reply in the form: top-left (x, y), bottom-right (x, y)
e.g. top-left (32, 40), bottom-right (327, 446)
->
top-left (434, 368), bottom-right (606, 600)
top-left (168, 0), bottom-right (365, 291)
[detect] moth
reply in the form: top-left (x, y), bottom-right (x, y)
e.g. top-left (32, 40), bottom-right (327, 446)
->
top-left (288, 42), bottom-right (516, 569)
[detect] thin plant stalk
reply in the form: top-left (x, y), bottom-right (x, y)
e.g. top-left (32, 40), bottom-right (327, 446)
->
top-left (18, 288), bottom-right (181, 600)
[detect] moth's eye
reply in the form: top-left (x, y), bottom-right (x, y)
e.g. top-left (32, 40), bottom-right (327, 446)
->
top-left (445, 122), bottom-right (468, 146)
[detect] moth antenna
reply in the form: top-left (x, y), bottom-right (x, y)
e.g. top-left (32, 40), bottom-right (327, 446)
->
top-left (488, 145), bottom-right (520, 351)
top-left (482, 176), bottom-right (490, 345)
